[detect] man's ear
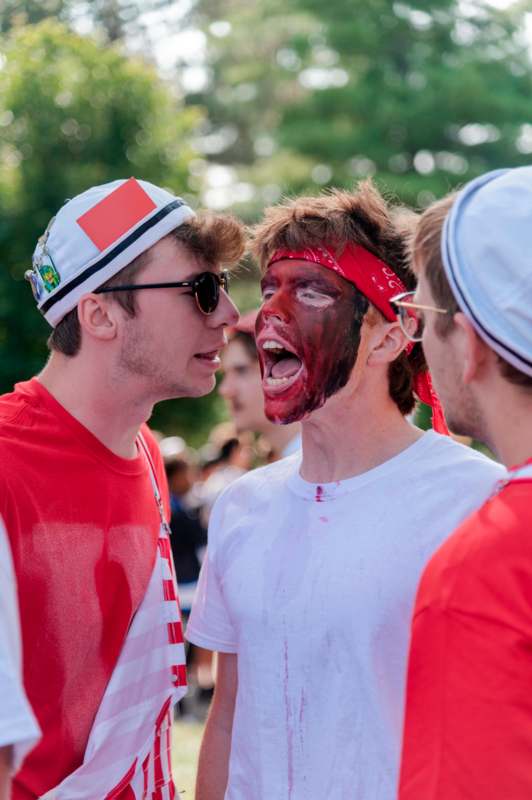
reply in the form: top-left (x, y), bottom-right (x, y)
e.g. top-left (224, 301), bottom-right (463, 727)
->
top-left (366, 320), bottom-right (409, 366)
top-left (453, 312), bottom-right (489, 384)
top-left (77, 294), bottom-right (119, 342)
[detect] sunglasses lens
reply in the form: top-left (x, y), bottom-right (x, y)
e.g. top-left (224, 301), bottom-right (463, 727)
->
top-left (195, 272), bottom-right (219, 314)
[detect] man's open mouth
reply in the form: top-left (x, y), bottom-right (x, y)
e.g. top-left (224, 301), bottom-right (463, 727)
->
top-left (261, 338), bottom-right (304, 392)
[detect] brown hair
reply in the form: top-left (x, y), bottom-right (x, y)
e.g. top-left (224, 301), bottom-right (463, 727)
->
top-left (48, 212), bottom-right (246, 357)
top-left (410, 194), bottom-right (459, 338)
top-left (252, 180), bottom-right (425, 415)
top-left (413, 194), bottom-right (532, 389)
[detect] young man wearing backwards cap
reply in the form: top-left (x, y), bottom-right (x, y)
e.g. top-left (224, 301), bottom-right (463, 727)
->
top-left (398, 167), bottom-right (532, 800)
top-left (0, 177), bottom-right (243, 799)
top-left (186, 181), bottom-right (504, 800)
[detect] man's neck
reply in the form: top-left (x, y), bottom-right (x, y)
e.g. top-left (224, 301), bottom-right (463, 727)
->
top-left (38, 354), bottom-right (153, 459)
top-left (299, 387), bottom-right (423, 484)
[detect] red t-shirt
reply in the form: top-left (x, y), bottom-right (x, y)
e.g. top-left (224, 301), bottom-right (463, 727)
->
top-left (399, 472), bottom-right (532, 800)
top-left (0, 378), bottom-right (169, 799)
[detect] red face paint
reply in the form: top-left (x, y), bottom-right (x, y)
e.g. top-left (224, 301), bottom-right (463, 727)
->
top-left (256, 260), bottom-right (368, 424)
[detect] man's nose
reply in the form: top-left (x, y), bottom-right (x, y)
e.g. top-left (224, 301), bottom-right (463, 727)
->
top-left (214, 288), bottom-right (239, 328)
top-left (260, 292), bottom-right (291, 325)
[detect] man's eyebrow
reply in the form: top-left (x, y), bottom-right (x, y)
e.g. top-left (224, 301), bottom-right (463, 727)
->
top-left (260, 275), bottom-right (277, 289)
top-left (260, 273), bottom-right (339, 294)
top-left (183, 266), bottom-right (220, 280)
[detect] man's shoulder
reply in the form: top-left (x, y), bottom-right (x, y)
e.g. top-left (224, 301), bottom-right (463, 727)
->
top-left (209, 454), bottom-right (299, 528)
top-left (475, 480), bottom-right (532, 551)
top-left (206, 455), bottom-right (299, 556)
top-left (0, 382), bottom-right (33, 430)
top-left (418, 481), bottom-right (532, 613)
top-left (420, 432), bottom-right (505, 484)
top-left (0, 384), bottom-right (40, 475)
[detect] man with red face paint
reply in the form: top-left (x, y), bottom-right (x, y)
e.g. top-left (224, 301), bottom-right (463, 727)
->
top-left (186, 182), bottom-right (504, 800)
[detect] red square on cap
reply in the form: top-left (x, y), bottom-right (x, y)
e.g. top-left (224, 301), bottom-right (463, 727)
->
top-left (76, 177), bottom-right (157, 251)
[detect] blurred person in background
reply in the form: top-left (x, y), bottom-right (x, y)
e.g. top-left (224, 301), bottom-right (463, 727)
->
top-left (198, 425), bottom-right (258, 711)
top-left (199, 427), bottom-right (254, 526)
top-left (160, 436), bottom-right (213, 717)
top-left (186, 181), bottom-right (505, 800)
top-left (190, 427), bottom-right (254, 706)
top-left (219, 309), bottom-right (301, 460)
top-left (1, 177), bottom-right (244, 799)
top-left (197, 443), bottom-right (225, 483)
top-left (399, 168), bottom-right (532, 800)
top-left (0, 520), bottom-right (39, 800)
top-left (160, 436), bottom-right (207, 613)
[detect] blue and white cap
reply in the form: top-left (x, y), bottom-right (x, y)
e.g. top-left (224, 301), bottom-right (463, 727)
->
top-left (26, 177), bottom-right (195, 327)
top-left (442, 166), bottom-right (532, 377)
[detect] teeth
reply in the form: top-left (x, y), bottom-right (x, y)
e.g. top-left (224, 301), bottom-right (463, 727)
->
top-left (262, 339), bottom-right (285, 352)
top-left (265, 376), bottom-right (291, 386)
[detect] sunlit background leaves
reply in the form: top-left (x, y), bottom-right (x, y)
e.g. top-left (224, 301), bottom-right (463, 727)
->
top-left (1, 0), bottom-right (531, 442)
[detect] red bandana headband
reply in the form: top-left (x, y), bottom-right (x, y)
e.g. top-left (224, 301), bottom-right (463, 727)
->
top-left (268, 244), bottom-right (449, 435)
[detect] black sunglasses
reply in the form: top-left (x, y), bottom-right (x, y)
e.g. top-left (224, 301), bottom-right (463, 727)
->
top-left (95, 270), bottom-right (230, 315)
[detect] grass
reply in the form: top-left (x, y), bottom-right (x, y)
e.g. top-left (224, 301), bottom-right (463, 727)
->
top-left (172, 719), bottom-right (204, 799)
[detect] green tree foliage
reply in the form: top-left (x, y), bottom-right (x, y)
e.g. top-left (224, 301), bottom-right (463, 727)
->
top-left (3, 2), bottom-right (531, 443)
top-left (0, 0), bottom-right (71, 33)
top-left (187, 0), bottom-right (532, 213)
top-left (0, 21), bottom-right (211, 438)
top-left (75, 0), bottom-right (181, 44)
top-left (184, 0), bottom-right (321, 219)
top-left (0, 1), bottom-right (175, 41)
top-left (85, 0), bottom-right (142, 41)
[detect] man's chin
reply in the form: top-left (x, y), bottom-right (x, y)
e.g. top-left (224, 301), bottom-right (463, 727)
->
top-left (264, 384), bottom-right (335, 425)
top-left (439, 387), bottom-right (485, 444)
top-left (190, 376), bottom-right (217, 398)
top-left (446, 413), bottom-right (482, 443)
top-left (264, 399), bottom-right (312, 425)
top-left (159, 376), bottom-right (217, 402)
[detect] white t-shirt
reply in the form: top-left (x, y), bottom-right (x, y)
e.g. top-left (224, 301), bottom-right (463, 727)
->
top-left (0, 519), bottom-right (40, 769)
top-left (187, 432), bottom-right (505, 800)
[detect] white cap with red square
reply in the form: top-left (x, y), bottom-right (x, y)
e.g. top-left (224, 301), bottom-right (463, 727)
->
top-left (26, 177), bottom-right (195, 327)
